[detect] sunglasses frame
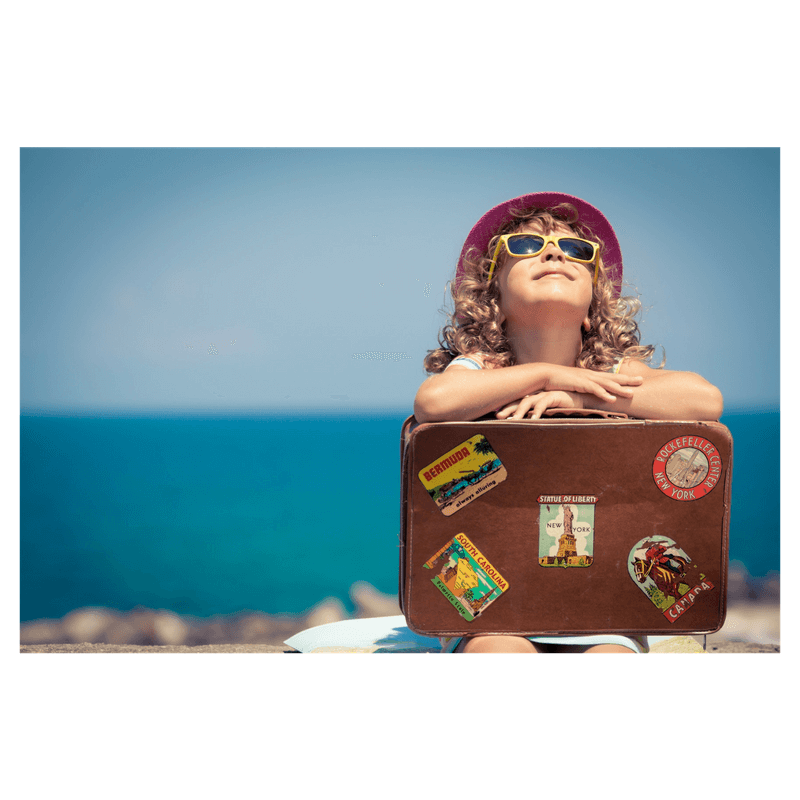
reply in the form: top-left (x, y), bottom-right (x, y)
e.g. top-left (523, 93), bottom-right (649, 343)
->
top-left (487, 233), bottom-right (600, 284)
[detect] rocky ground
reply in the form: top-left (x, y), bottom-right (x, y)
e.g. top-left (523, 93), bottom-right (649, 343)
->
top-left (20, 580), bottom-right (400, 651)
top-left (18, 639), bottom-right (780, 653)
top-left (20, 565), bottom-right (780, 653)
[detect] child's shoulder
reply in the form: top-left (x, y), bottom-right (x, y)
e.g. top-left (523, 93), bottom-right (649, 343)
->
top-left (445, 353), bottom-right (498, 371)
top-left (613, 357), bottom-right (660, 376)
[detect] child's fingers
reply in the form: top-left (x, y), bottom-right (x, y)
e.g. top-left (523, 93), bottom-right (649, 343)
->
top-left (567, 375), bottom-right (639, 396)
top-left (590, 389), bottom-right (618, 402)
top-left (587, 375), bottom-right (640, 398)
top-left (583, 381), bottom-right (622, 401)
top-left (495, 402), bottom-right (519, 419)
top-left (511, 397), bottom-right (535, 419)
top-left (529, 392), bottom-right (574, 419)
top-left (497, 396), bottom-right (537, 419)
top-left (610, 374), bottom-right (644, 385)
top-left (529, 398), bottom-right (551, 419)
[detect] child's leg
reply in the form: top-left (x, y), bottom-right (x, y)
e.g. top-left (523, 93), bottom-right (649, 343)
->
top-left (548, 643), bottom-right (635, 654)
top-left (455, 635), bottom-right (543, 653)
top-left (582, 644), bottom-right (635, 653)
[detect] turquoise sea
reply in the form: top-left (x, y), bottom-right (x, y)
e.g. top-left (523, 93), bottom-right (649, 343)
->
top-left (20, 409), bottom-right (779, 622)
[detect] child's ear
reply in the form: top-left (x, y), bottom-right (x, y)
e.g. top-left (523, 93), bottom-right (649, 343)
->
top-left (582, 316), bottom-right (591, 332)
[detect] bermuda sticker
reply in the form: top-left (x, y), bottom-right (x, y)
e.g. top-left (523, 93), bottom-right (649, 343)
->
top-left (652, 435), bottom-right (723, 501)
top-left (628, 535), bottom-right (715, 623)
top-left (537, 495), bottom-right (596, 567)
top-left (423, 533), bottom-right (509, 622)
top-left (418, 434), bottom-right (507, 515)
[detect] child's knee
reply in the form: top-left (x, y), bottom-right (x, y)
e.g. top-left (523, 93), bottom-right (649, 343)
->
top-left (581, 644), bottom-right (636, 653)
top-left (457, 635), bottom-right (539, 653)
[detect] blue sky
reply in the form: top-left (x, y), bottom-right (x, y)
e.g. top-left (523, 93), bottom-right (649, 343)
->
top-left (20, 147), bottom-right (779, 414)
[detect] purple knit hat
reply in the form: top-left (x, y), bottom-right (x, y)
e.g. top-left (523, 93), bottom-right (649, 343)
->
top-left (455, 192), bottom-right (623, 298)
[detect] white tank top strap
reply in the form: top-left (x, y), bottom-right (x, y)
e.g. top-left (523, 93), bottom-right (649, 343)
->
top-left (446, 354), bottom-right (485, 371)
top-left (611, 356), bottom-right (627, 374)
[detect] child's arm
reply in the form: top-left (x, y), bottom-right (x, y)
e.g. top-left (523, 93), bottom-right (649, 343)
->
top-left (413, 361), bottom-right (644, 423)
top-left (592, 359), bottom-right (723, 420)
top-left (497, 360), bottom-right (723, 421)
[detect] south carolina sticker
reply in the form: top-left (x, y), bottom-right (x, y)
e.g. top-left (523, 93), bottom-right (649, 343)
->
top-left (418, 434), bottom-right (507, 516)
top-left (538, 495), bottom-right (596, 567)
top-left (652, 435), bottom-right (723, 501)
top-left (628, 535), bottom-right (715, 622)
top-left (423, 533), bottom-right (508, 622)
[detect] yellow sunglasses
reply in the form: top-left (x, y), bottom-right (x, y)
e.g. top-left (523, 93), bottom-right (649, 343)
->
top-left (487, 233), bottom-right (600, 284)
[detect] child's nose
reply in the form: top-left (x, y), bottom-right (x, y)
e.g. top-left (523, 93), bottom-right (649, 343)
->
top-left (541, 244), bottom-right (566, 261)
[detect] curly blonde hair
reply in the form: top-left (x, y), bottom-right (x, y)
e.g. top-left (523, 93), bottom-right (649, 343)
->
top-left (424, 203), bottom-right (660, 373)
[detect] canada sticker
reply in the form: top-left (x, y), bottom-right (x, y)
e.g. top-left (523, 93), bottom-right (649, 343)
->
top-left (423, 533), bottom-right (509, 622)
top-left (537, 495), bottom-right (596, 567)
top-left (418, 434), bottom-right (507, 516)
top-left (652, 435), bottom-right (723, 501)
top-left (628, 535), bottom-right (715, 623)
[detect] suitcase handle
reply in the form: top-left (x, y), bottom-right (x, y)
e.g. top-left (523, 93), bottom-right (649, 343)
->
top-left (539, 408), bottom-right (629, 420)
top-left (401, 408), bottom-right (628, 437)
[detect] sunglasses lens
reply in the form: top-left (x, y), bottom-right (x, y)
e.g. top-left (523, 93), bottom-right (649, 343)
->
top-left (506, 235), bottom-right (544, 255)
top-left (559, 238), bottom-right (595, 261)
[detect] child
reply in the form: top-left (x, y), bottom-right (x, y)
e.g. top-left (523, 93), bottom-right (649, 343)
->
top-left (414, 192), bottom-right (723, 653)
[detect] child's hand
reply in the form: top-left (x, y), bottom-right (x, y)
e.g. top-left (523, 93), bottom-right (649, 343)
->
top-left (495, 365), bottom-right (645, 420)
top-left (542, 365), bottom-right (642, 402)
top-left (496, 390), bottom-right (584, 420)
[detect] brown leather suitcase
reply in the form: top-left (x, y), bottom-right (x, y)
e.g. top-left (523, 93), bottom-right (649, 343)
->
top-left (399, 411), bottom-right (732, 637)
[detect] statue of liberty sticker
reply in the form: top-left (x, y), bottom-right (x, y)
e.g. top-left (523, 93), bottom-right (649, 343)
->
top-left (628, 535), bottom-right (715, 622)
top-left (418, 434), bottom-right (507, 516)
top-left (538, 495), bottom-right (596, 567)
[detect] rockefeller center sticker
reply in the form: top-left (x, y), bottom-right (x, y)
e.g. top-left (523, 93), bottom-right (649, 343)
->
top-left (652, 435), bottom-right (723, 501)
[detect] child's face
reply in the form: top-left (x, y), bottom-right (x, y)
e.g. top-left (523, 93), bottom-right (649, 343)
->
top-left (495, 221), bottom-right (595, 326)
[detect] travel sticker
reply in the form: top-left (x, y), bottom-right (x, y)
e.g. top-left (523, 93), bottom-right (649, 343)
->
top-left (628, 535), bottom-right (715, 623)
top-left (652, 435), bottom-right (723, 501)
top-left (537, 495), bottom-right (597, 567)
top-left (423, 533), bottom-right (509, 622)
top-left (418, 434), bottom-right (507, 516)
